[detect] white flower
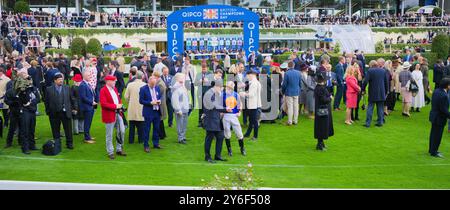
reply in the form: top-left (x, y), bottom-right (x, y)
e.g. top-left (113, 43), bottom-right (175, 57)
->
top-left (247, 162), bottom-right (253, 168)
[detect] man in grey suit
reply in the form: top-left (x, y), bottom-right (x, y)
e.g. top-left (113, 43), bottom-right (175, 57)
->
top-left (45, 73), bottom-right (78, 150)
top-left (194, 64), bottom-right (213, 127)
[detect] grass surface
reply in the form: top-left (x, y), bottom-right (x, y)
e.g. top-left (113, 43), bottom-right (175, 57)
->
top-left (0, 74), bottom-right (449, 189)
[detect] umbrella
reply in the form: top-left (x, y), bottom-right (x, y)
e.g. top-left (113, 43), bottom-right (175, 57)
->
top-left (103, 44), bottom-right (118, 51)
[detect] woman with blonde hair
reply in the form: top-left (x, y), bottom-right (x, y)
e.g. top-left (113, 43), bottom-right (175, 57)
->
top-left (344, 64), bottom-right (361, 125)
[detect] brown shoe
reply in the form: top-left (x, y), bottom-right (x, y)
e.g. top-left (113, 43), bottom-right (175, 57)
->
top-left (84, 140), bottom-right (95, 144)
top-left (116, 151), bottom-right (127, 156)
top-left (108, 154), bottom-right (115, 160)
top-left (144, 147), bottom-right (150, 153)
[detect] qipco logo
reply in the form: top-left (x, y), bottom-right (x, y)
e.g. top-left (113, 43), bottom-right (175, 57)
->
top-left (170, 24), bottom-right (179, 57)
top-left (247, 22), bottom-right (256, 52)
top-left (182, 11), bottom-right (202, 18)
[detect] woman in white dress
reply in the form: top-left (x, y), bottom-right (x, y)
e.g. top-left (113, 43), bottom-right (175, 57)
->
top-left (411, 64), bottom-right (425, 112)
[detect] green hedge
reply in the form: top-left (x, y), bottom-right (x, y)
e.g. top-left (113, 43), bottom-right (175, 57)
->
top-left (45, 48), bottom-right (72, 56)
top-left (14, 0), bottom-right (30, 13)
top-left (37, 28), bottom-right (315, 37)
top-left (431, 34), bottom-right (450, 60)
top-left (103, 56), bottom-right (134, 64)
top-left (86, 38), bottom-right (102, 56)
top-left (272, 52), bottom-right (437, 69)
top-left (388, 43), bottom-right (432, 51)
top-left (70, 37), bottom-right (86, 56)
top-left (371, 27), bottom-right (448, 34)
top-left (104, 47), bottom-right (141, 55)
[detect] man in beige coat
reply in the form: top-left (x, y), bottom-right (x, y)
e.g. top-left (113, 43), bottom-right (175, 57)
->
top-left (152, 70), bottom-right (168, 139)
top-left (124, 71), bottom-right (146, 144)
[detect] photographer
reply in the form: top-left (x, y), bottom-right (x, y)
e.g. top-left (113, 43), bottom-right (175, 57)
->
top-left (17, 72), bottom-right (40, 154)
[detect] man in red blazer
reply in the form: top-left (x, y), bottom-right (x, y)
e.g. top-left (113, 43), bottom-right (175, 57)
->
top-left (100, 75), bottom-right (127, 160)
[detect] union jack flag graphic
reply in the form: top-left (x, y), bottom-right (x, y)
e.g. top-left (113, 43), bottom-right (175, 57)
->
top-left (203, 9), bottom-right (218, 20)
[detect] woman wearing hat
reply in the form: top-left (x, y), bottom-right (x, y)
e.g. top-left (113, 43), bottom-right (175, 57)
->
top-left (399, 62), bottom-right (413, 117)
top-left (300, 64), bottom-right (316, 119)
top-left (70, 74), bottom-right (84, 136)
top-left (314, 71), bottom-right (334, 151)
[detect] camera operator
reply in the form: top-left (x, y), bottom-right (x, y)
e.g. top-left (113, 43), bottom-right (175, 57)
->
top-left (4, 70), bottom-right (21, 148)
top-left (16, 72), bottom-right (40, 154)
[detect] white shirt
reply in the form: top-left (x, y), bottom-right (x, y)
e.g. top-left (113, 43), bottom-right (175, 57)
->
top-left (107, 86), bottom-right (119, 105)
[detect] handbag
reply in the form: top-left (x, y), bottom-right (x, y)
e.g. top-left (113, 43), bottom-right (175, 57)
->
top-left (316, 105), bottom-right (329, 117)
top-left (42, 139), bottom-right (61, 156)
top-left (409, 79), bottom-right (419, 97)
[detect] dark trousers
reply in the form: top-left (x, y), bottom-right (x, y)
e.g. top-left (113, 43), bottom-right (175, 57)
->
top-left (129, 120), bottom-right (144, 144)
top-left (343, 85), bottom-right (347, 104)
top-left (204, 130), bottom-right (224, 160)
top-left (334, 84), bottom-right (344, 109)
top-left (159, 120), bottom-right (166, 139)
top-left (19, 110), bottom-right (36, 152)
top-left (429, 123), bottom-right (444, 155)
top-left (6, 112), bottom-right (20, 146)
top-left (386, 91), bottom-right (396, 111)
top-left (143, 114), bottom-right (160, 148)
top-left (244, 109), bottom-right (258, 138)
top-left (49, 112), bottom-right (73, 147)
top-left (188, 85), bottom-right (195, 115)
top-left (243, 108), bottom-right (249, 125)
top-left (167, 100), bottom-right (173, 126)
top-left (365, 101), bottom-right (385, 126)
top-left (198, 108), bottom-right (204, 125)
top-left (2, 109), bottom-right (9, 127)
top-left (327, 86), bottom-right (334, 96)
top-left (351, 93), bottom-right (362, 120)
top-left (83, 110), bottom-right (94, 140)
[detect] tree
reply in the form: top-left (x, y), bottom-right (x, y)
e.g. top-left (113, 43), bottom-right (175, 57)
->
top-left (70, 37), bottom-right (86, 56)
top-left (231, 0), bottom-right (241, 6)
top-left (432, 7), bottom-right (442, 17)
top-left (431, 34), bottom-right (449, 60)
top-left (86, 38), bottom-right (102, 56)
top-left (14, 0), bottom-right (30, 13)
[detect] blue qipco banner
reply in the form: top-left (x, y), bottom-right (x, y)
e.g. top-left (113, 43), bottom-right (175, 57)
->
top-left (167, 5), bottom-right (259, 60)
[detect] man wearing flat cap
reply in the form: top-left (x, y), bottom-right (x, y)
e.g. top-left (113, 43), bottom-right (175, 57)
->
top-left (45, 73), bottom-right (78, 150)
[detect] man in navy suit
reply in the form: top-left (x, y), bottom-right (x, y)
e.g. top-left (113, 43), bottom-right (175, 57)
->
top-left (78, 71), bottom-right (96, 143)
top-left (334, 56), bottom-right (345, 110)
top-left (139, 76), bottom-right (162, 152)
top-left (428, 78), bottom-right (450, 158)
top-left (109, 61), bottom-right (125, 97)
top-left (362, 61), bottom-right (389, 128)
top-left (203, 80), bottom-right (227, 163)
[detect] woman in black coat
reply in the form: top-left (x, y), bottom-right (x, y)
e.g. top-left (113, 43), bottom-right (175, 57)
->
top-left (314, 71), bottom-right (334, 151)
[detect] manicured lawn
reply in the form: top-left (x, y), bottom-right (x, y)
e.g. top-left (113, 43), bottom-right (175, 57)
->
top-left (0, 72), bottom-right (449, 189)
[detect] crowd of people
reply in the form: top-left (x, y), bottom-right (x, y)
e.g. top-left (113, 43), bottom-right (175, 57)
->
top-left (2, 11), bottom-right (449, 29)
top-left (0, 38), bottom-right (450, 161)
